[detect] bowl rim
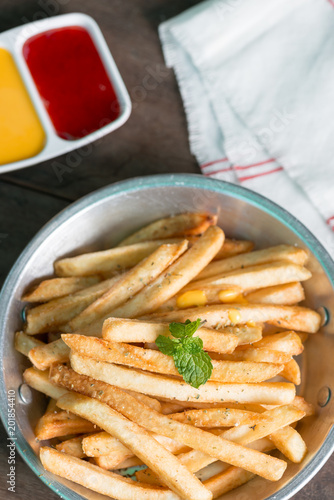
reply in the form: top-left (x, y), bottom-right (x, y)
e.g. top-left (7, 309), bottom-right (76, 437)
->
top-left (1, 173), bottom-right (334, 500)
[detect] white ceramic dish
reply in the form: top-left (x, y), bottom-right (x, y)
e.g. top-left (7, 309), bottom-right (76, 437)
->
top-left (0, 12), bottom-right (131, 173)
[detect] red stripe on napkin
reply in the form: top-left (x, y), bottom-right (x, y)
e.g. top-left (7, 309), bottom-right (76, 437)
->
top-left (234, 158), bottom-right (276, 171)
top-left (203, 166), bottom-right (233, 176)
top-left (201, 158), bottom-right (229, 169)
top-left (326, 216), bottom-right (334, 230)
top-left (239, 166), bottom-right (283, 182)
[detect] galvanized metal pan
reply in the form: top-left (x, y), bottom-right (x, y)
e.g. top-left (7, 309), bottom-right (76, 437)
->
top-left (1, 174), bottom-right (333, 500)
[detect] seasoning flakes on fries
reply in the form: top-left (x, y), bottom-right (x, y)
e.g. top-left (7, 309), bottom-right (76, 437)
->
top-left (16, 211), bottom-right (320, 500)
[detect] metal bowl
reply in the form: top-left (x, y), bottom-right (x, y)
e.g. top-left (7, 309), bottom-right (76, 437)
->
top-left (1, 174), bottom-right (333, 500)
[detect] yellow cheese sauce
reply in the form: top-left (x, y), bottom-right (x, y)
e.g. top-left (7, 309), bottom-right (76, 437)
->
top-left (0, 48), bottom-right (45, 165)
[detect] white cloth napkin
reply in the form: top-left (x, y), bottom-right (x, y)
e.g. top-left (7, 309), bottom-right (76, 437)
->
top-left (159, 0), bottom-right (334, 254)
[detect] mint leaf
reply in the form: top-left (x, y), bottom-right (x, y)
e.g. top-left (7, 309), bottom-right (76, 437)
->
top-left (184, 318), bottom-right (203, 337)
top-left (169, 318), bottom-right (202, 338)
top-left (156, 319), bottom-right (213, 388)
top-left (174, 350), bottom-right (213, 389)
top-left (169, 321), bottom-right (189, 338)
top-left (182, 336), bottom-right (203, 353)
top-left (156, 335), bottom-right (176, 356)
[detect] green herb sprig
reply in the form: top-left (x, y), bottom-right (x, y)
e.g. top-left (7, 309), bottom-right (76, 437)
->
top-left (156, 319), bottom-right (213, 389)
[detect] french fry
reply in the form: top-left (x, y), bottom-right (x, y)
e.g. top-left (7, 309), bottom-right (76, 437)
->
top-left (109, 226), bottom-right (224, 318)
top-left (118, 212), bottom-right (217, 246)
top-left (141, 403), bottom-right (304, 483)
top-left (102, 318), bottom-right (240, 354)
top-left (63, 334), bottom-right (282, 383)
top-left (94, 454), bottom-right (136, 470)
top-left (145, 433), bottom-right (189, 454)
top-left (29, 338), bottom-right (70, 370)
top-left (23, 356), bottom-right (158, 412)
top-left (57, 392), bottom-right (211, 500)
top-left (201, 433), bottom-right (275, 474)
top-left (27, 363), bottom-right (159, 413)
top-left (142, 325), bottom-right (261, 348)
top-left (137, 437), bottom-right (274, 486)
top-left (152, 304), bottom-right (321, 333)
top-left (82, 432), bottom-right (133, 459)
top-left (35, 407), bottom-right (99, 440)
top-left (40, 447), bottom-right (181, 500)
top-left (23, 367), bottom-right (68, 399)
top-left (82, 431), bottom-right (133, 458)
top-left (25, 275), bottom-right (121, 334)
top-left (200, 437), bottom-right (275, 497)
top-left (212, 347), bottom-right (292, 364)
top-left (157, 400), bottom-right (268, 412)
top-left (169, 408), bottom-right (271, 428)
top-left (108, 455), bottom-right (169, 471)
top-left (186, 262), bottom-right (311, 293)
top-left (204, 466), bottom-right (254, 499)
top-left (14, 331), bottom-right (44, 356)
top-left (121, 390), bottom-right (162, 412)
top-left (190, 460), bottom-right (230, 482)
top-left (68, 242), bottom-right (188, 330)
top-left (159, 282), bottom-right (304, 313)
top-left (195, 244), bottom-right (308, 281)
top-left (187, 236), bottom-right (254, 261)
top-left (160, 402), bottom-right (186, 414)
top-left (253, 331), bottom-right (304, 355)
top-left (245, 282), bottom-right (305, 305)
top-left (86, 440), bottom-right (134, 469)
top-left (141, 321), bottom-right (263, 348)
top-left (213, 238), bottom-right (254, 260)
top-left (70, 351), bottom-right (295, 405)
top-left (112, 457), bottom-right (144, 469)
top-left (224, 325), bottom-right (262, 345)
top-left (280, 359), bottom-right (301, 385)
top-left (216, 331), bottom-right (303, 366)
top-left (83, 431), bottom-right (188, 459)
top-left (269, 426), bottom-right (307, 463)
top-left (55, 435), bottom-right (86, 458)
top-left (218, 405), bottom-right (304, 444)
top-left (164, 404), bottom-right (304, 476)
top-left (51, 366), bottom-right (287, 481)
top-left (291, 396), bottom-right (315, 416)
top-left (22, 276), bottom-right (101, 302)
top-left (136, 436), bottom-right (273, 486)
top-left (54, 240), bottom-right (180, 277)
top-left (155, 285), bottom-right (242, 313)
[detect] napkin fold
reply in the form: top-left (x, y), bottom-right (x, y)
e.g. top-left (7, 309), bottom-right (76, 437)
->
top-left (159, 0), bottom-right (334, 253)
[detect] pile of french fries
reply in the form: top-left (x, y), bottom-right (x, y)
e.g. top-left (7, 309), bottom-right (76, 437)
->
top-left (16, 212), bottom-right (321, 500)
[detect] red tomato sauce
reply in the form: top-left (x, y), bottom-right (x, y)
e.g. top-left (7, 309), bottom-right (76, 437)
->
top-left (23, 26), bottom-right (120, 140)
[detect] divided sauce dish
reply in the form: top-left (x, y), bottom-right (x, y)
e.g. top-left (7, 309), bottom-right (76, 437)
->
top-left (0, 13), bottom-right (131, 172)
